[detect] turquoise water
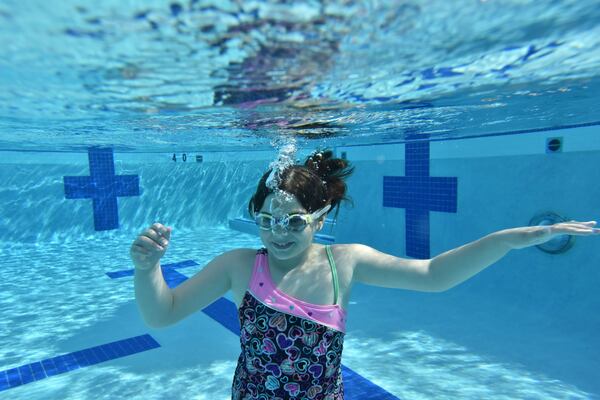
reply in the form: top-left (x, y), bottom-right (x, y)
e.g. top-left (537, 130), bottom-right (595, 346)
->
top-left (2, 0), bottom-right (600, 399)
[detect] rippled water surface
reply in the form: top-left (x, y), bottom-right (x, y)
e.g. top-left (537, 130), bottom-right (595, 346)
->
top-left (1, 0), bottom-right (599, 151)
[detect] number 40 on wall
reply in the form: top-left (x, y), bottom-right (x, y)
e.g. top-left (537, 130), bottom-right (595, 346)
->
top-left (171, 153), bottom-right (203, 162)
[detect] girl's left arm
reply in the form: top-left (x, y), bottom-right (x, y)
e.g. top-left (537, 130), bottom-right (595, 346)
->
top-left (429, 220), bottom-right (599, 291)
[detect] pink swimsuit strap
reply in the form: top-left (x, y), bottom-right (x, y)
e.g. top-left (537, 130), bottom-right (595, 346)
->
top-left (248, 248), bottom-right (347, 333)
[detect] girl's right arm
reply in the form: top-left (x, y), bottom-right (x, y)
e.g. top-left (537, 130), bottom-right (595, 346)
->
top-left (131, 222), bottom-right (242, 328)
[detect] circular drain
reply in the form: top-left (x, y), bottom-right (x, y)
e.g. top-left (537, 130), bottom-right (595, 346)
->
top-left (529, 212), bottom-right (575, 254)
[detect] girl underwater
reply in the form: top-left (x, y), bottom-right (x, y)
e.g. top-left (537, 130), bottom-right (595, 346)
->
top-left (131, 149), bottom-right (600, 399)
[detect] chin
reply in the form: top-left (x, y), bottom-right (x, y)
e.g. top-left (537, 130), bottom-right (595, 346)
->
top-left (267, 242), bottom-right (307, 258)
top-left (269, 242), bottom-right (294, 254)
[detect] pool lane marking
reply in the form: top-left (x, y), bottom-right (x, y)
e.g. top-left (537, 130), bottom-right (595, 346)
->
top-left (0, 335), bottom-right (159, 392)
top-left (0, 260), bottom-right (192, 392)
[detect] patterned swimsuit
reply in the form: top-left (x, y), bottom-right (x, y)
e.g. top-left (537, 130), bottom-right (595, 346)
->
top-left (232, 247), bottom-right (348, 400)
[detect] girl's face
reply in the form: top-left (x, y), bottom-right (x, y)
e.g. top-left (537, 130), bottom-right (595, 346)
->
top-left (257, 192), bottom-right (324, 260)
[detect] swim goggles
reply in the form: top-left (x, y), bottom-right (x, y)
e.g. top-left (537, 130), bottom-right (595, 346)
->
top-left (254, 204), bottom-right (331, 232)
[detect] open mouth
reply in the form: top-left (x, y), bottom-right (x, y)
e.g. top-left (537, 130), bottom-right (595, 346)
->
top-left (273, 242), bottom-right (294, 250)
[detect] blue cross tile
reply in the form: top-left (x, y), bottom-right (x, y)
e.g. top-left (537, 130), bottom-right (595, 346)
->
top-left (64, 147), bottom-right (140, 231)
top-left (383, 138), bottom-right (457, 259)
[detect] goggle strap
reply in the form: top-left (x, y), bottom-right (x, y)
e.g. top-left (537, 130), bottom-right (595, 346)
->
top-left (311, 204), bottom-right (332, 221)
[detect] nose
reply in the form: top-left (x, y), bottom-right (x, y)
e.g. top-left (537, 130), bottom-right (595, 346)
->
top-left (271, 223), bottom-right (289, 235)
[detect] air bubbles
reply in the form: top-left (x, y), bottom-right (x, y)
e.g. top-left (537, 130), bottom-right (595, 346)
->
top-left (266, 136), bottom-right (298, 213)
top-left (266, 136), bottom-right (297, 191)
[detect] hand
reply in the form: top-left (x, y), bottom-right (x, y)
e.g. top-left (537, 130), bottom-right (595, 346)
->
top-left (501, 220), bottom-right (600, 250)
top-left (130, 223), bottom-right (172, 270)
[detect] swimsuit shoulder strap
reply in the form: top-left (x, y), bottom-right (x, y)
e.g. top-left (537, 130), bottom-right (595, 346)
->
top-left (325, 245), bottom-right (339, 305)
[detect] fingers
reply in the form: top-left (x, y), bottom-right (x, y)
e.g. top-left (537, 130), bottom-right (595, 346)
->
top-left (137, 235), bottom-right (166, 251)
top-left (132, 223), bottom-right (171, 250)
top-left (552, 221), bottom-right (600, 235)
top-left (147, 223), bottom-right (170, 245)
top-left (152, 223), bottom-right (172, 243)
top-left (573, 221), bottom-right (597, 229)
top-left (150, 222), bottom-right (170, 238)
top-left (131, 243), bottom-right (150, 255)
top-left (163, 226), bottom-right (172, 241)
top-left (567, 220), bottom-right (596, 225)
top-left (141, 234), bottom-right (165, 248)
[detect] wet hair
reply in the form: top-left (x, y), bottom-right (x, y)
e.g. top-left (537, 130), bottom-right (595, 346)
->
top-left (248, 149), bottom-right (354, 222)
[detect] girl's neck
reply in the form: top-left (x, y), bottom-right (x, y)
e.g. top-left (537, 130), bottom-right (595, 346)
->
top-left (267, 244), bottom-right (317, 273)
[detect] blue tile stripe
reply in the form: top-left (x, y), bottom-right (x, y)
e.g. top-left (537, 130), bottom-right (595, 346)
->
top-left (203, 297), bottom-right (242, 336)
top-left (63, 147), bottom-right (140, 231)
top-left (161, 268), bottom-right (189, 288)
top-left (0, 335), bottom-right (159, 392)
top-left (106, 260), bottom-right (198, 279)
top-left (107, 260), bottom-right (400, 399)
top-left (343, 365), bottom-right (399, 399)
top-left (383, 139), bottom-right (457, 259)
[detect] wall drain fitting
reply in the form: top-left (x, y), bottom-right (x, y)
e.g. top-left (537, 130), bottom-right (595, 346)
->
top-left (529, 211), bottom-right (575, 254)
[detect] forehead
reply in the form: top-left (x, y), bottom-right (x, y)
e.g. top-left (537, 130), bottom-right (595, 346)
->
top-left (260, 193), bottom-right (306, 214)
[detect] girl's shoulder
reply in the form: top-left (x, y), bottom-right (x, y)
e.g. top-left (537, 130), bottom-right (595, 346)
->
top-left (323, 243), bottom-right (363, 273)
top-left (327, 243), bottom-right (363, 258)
top-left (325, 243), bottom-right (382, 275)
top-left (228, 247), bottom-right (261, 263)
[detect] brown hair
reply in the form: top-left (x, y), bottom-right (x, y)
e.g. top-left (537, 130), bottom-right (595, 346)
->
top-left (248, 149), bottom-right (354, 221)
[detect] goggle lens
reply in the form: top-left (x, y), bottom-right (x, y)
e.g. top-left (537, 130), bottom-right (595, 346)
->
top-left (255, 214), bottom-right (308, 232)
top-left (287, 215), bottom-right (308, 230)
top-left (253, 204), bottom-right (331, 232)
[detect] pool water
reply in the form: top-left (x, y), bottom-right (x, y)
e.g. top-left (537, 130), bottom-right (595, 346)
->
top-left (2, 0), bottom-right (600, 399)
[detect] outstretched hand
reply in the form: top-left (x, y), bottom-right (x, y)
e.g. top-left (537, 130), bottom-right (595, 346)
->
top-left (130, 223), bottom-right (172, 270)
top-left (500, 220), bottom-right (600, 250)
